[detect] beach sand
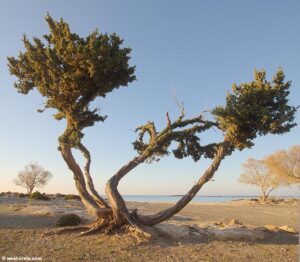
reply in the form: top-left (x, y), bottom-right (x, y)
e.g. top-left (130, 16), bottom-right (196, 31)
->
top-left (0, 194), bottom-right (298, 261)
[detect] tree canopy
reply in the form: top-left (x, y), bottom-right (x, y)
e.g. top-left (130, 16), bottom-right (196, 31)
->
top-left (265, 145), bottom-right (300, 184)
top-left (239, 145), bottom-right (300, 201)
top-left (132, 69), bottom-right (298, 164)
top-left (239, 158), bottom-right (289, 201)
top-left (212, 69), bottom-right (297, 150)
top-left (13, 163), bottom-right (52, 194)
top-left (8, 14), bottom-right (136, 148)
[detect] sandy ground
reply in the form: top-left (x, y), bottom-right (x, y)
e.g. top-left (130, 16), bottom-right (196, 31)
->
top-left (0, 194), bottom-right (298, 261)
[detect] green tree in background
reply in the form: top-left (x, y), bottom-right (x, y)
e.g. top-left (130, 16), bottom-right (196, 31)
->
top-left (8, 15), bottom-right (297, 237)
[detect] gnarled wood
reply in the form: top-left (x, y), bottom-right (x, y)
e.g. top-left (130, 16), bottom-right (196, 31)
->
top-left (105, 140), bottom-right (230, 228)
top-left (42, 226), bottom-right (91, 236)
top-left (78, 142), bottom-right (109, 208)
top-left (60, 144), bottom-right (102, 216)
top-left (105, 155), bottom-right (146, 226)
top-left (137, 140), bottom-right (230, 225)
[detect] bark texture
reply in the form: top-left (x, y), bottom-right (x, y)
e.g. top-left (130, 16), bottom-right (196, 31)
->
top-left (104, 140), bottom-right (230, 227)
top-left (137, 140), bottom-right (230, 225)
top-left (60, 144), bottom-right (102, 216)
top-left (105, 155), bottom-right (146, 225)
top-left (78, 142), bottom-right (109, 208)
top-left (61, 131), bottom-right (231, 235)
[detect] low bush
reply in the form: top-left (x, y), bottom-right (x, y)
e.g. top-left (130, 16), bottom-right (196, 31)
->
top-left (55, 193), bottom-right (66, 198)
top-left (30, 191), bottom-right (50, 201)
top-left (19, 193), bottom-right (28, 198)
top-left (64, 194), bottom-right (81, 201)
top-left (55, 214), bottom-right (82, 227)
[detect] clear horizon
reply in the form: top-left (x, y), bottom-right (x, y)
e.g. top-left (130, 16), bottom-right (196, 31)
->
top-left (0, 1), bottom-right (299, 197)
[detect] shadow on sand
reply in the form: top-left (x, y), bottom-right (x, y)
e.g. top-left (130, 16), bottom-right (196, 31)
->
top-left (0, 213), bottom-right (298, 248)
top-left (0, 213), bottom-right (57, 229)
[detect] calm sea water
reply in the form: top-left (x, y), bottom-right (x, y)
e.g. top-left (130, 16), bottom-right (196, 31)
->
top-left (121, 195), bottom-right (259, 203)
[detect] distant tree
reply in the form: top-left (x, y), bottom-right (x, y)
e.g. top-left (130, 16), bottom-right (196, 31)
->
top-left (8, 14), bottom-right (297, 237)
top-left (239, 158), bottom-right (289, 201)
top-left (265, 145), bottom-right (300, 184)
top-left (13, 163), bottom-right (52, 194)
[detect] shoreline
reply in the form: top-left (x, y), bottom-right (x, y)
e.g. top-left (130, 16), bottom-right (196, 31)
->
top-left (1, 192), bottom-right (299, 204)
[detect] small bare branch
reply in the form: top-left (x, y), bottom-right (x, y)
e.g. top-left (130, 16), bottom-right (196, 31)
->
top-left (37, 104), bottom-right (49, 113)
top-left (166, 112), bottom-right (171, 128)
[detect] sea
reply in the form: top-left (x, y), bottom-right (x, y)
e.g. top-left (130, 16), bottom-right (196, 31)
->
top-left (120, 195), bottom-right (298, 203)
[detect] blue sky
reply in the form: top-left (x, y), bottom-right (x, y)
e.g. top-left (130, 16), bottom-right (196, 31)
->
top-left (0, 1), bottom-right (299, 196)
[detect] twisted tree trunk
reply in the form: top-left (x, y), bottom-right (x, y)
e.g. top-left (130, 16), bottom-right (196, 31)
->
top-left (105, 155), bottom-right (146, 225)
top-left (60, 144), bottom-right (103, 216)
top-left (105, 140), bottom-right (230, 228)
top-left (78, 142), bottom-right (109, 208)
top-left (60, 130), bottom-right (230, 236)
top-left (137, 140), bottom-right (230, 225)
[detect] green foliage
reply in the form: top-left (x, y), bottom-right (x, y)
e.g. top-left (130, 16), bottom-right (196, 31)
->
top-left (133, 111), bottom-right (219, 162)
top-left (30, 191), bottom-right (51, 201)
top-left (8, 14), bottom-right (136, 148)
top-left (55, 213), bottom-right (82, 227)
top-left (212, 69), bottom-right (297, 150)
top-left (64, 194), bottom-right (81, 201)
top-left (133, 69), bottom-right (297, 162)
top-left (7, 14), bottom-right (296, 163)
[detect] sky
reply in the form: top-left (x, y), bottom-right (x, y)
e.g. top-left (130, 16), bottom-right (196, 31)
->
top-left (0, 1), bottom-right (299, 196)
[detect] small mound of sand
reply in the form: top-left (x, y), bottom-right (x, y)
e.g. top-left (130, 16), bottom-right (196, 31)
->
top-left (265, 224), bottom-right (297, 233)
top-left (154, 219), bottom-right (297, 242)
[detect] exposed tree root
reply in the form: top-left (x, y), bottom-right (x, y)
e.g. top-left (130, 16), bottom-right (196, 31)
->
top-left (126, 224), bottom-right (152, 239)
top-left (42, 225), bottom-right (90, 237)
top-left (42, 216), bottom-right (160, 245)
top-left (77, 220), bottom-right (108, 237)
top-left (74, 218), bottom-right (154, 244)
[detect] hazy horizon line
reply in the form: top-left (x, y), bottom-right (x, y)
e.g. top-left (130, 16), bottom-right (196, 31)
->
top-left (1, 191), bottom-right (299, 197)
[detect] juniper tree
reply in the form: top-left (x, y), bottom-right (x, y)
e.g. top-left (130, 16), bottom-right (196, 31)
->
top-left (8, 14), bottom-right (135, 215)
top-left (106, 69), bottom-right (297, 227)
top-left (8, 15), bottom-right (297, 236)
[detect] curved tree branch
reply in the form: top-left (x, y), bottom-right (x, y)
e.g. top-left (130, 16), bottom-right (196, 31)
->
top-left (137, 139), bottom-right (230, 226)
top-left (105, 139), bottom-right (230, 228)
top-left (60, 144), bottom-right (103, 215)
top-left (105, 155), bottom-right (146, 225)
top-left (78, 142), bottom-right (109, 208)
top-left (105, 110), bottom-right (225, 227)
